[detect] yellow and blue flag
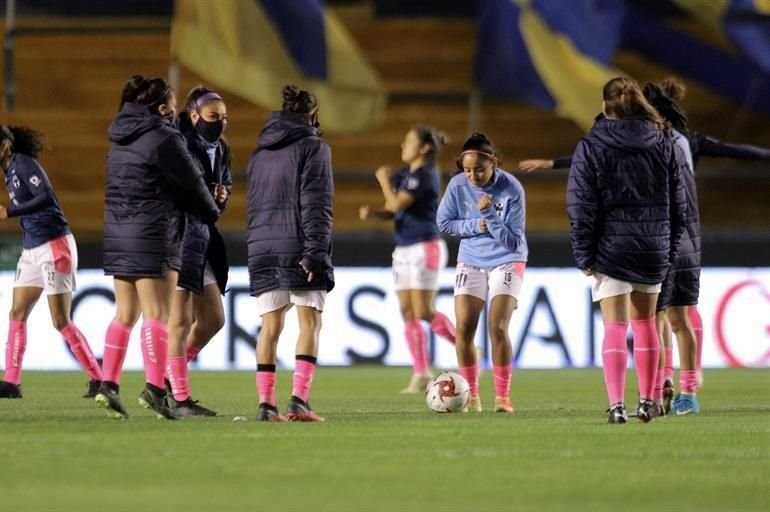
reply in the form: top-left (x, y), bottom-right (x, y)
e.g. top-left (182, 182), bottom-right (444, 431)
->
top-left (673, 0), bottom-right (770, 71)
top-left (170, 0), bottom-right (385, 134)
top-left (475, 0), bottom-right (770, 127)
top-left (475, 0), bottom-right (626, 131)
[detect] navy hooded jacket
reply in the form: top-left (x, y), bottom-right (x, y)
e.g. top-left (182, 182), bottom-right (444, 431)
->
top-left (567, 117), bottom-right (688, 285)
top-left (176, 116), bottom-right (232, 295)
top-left (246, 111), bottom-right (334, 296)
top-left (104, 102), bottom-right (219, 278)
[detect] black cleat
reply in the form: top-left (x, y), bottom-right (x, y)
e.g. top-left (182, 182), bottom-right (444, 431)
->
top-left (636, 399), bottom-right (656, 423)
top-left (629, 401), bottom-right (666, 419)
top-left (286, 395), bottom-right (325, 422)
top-left (663, 380), bottom-right (675, 414)
top-left (82, 379), bottom-right (102, 398)
top-left (0, 380), bottom-right (22, 399)
top-left (137, 384), bottom-right (179, 420)
top-left (256, 402), bottom-right (287, 422)
top-left (95, 381), bottom-right (129, 419)
top-left (164, 378), bottom-right (176, 408)
top-left (173, 398), bottom-right (217, 417)
top-left (607, 402), bottom-right (628, 424)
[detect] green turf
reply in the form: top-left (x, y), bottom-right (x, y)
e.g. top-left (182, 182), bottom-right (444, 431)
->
top-left (1, 368), bottom-right (768, 511)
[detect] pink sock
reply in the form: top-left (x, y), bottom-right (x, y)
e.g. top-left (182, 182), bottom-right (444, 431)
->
top-left (664, 346), bottom-right (674, 383)
top-left (493, 364), bottom-right (512, 399)
top-left (430, 312), bottom-right (456, 344)
top-left (680, 369), bottom-right (698, 394)
top-left (602, 321), bottom-right (628, 406)
top-left (654, 369), bottom-right (665, 402)
top-left (167, 355), bottom-right (190, 401)
top-left (186, 343), bottom-right (201, 363)
top-left (631, 318), bottom-right (660, 401)
top-left (405, 320), bottom-right (429, 376)
top-left (102, 321), bottom-right (131, 384)
top-left (140, 319), bottom-right (168, 389)
top-left (292, 358), bottom-right (317, 403)
top-left (59, 323), bottom-right (103, 381)
top-left (458, 365), bottom-right (479, 397)
top-left (256, 369), bottom-right (276, 406)
top-left (3, 320), bottom-right (27, 385)
top-left (688, 306), bottom-right (704, 374)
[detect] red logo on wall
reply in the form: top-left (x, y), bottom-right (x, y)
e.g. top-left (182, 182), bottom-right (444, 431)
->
top-left (714, 279), bottom-right (770, 368)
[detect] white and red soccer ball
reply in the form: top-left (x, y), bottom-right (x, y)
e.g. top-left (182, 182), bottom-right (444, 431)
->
top-left (425, 371), bottom-right (470, 413)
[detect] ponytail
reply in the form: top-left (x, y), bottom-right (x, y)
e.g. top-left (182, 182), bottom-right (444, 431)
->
top-left (412, 124), bottom-right (448, 162)
top-left (603, 77), bottom-right (667, 130)
top-left (119, 74), bottom-right (173, 114)
top-left (643, 82), bottom-right (688, 134)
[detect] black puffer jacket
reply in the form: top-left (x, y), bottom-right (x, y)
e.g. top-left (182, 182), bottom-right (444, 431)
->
top-left (176, 117), bottom-right (232, 295)
top-left (567, 117), bottom-right (688, 285)
top-left (246, 111), bottom-right (334, 296)
top-left (104, 103), bottom-right (219, 277)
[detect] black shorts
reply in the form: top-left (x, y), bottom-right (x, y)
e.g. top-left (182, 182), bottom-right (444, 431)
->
top-left (657, 265), bottom-right (700, 311)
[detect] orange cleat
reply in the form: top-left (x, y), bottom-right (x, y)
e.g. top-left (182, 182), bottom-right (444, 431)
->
top-left (494, 396), bottom-right (515, 413)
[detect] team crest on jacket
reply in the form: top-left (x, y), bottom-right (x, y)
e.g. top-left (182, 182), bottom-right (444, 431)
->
top-left (29, 175), bottom-right (41, 187)
top-left (495, 202), bottom-right (504, 217)
top-left (11, 175), bottom-right (20, 189)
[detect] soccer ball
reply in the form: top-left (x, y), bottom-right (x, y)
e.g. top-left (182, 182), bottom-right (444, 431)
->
top-left (425, 372), bottom-right (471, 413)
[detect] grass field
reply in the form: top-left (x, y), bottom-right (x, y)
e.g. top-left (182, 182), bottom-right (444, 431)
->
top-left (1, 367), bottom-right (769, 511)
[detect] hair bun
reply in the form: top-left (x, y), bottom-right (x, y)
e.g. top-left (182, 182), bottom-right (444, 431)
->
top-left (282, 84), bottom-right (301, 104)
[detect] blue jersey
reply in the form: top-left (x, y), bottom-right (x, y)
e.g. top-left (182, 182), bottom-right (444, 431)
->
top-left (391, 164), bottom-right (440, 246)
top-left (4, 154), bottom-right (69, 249)
top-left (437, 169), bottom-right (528, 269)
top-left (392, 165), bottom-right (439, 246)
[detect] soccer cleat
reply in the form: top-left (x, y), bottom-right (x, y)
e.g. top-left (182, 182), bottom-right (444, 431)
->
top-left (137, 384), bottom-right (180, 420)
top-left (669, 393), bottom-right (700, 416)
top-left (256, 402), bottom-right (288, 422)
top-left (464, 395), bottom-right (482, 413)
top-left (95, 382), bottom-right (129, 419)
top-left (286, 395), bottom-right (325, 422)
top-left (164, 378), bottom-right (175, 407)
top-left (607, 402), bottom-right (628, 424)
top-left (629, 401), bottom-right (665, 419)
top-left (82, 379), bottom-right (101, 399)
top-left (494, 396), bottom-right (514, 413)
top-left (173, 398), bottom-right (217, 417)
top-left (400, 374), bottom-right (432, 394)
top-left (0, 380), bottom-right (22, 399)
top-left (663, 379), bottom-right (675, 414)
top-left (636, 399), bottom-right (656, 423)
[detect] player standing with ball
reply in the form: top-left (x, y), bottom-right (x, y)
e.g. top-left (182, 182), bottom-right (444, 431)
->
top-left (437, 133), bottom-right (527, 414)
top-left (359, 125), bottom-right (457, 394)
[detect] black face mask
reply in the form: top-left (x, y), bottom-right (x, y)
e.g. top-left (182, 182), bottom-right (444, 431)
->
top-left (195, 118), bottom-right (225, 143)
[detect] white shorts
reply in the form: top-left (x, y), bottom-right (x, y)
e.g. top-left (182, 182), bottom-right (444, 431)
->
top-left (14, 234), bottom-right (78, 295)
top-left (175, 262), bottom-right (217, 292)
top-left (393, 239), bottom-right (448, 291)
top-left (591, 272), bottom-right (662, 302)
top-left (255, 289), bottom-right (327, 317)
top-left (454, 261), bottom-right (525, 301)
